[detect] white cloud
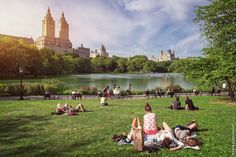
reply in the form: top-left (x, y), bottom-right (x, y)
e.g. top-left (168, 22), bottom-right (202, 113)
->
top-left (170, 33), bottom-right (204, 57)
top-left (0, 0), bottom-right (206, 57)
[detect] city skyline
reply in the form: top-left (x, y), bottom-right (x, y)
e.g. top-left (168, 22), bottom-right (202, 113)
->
top-left (0, 0), bottom-right (208, 57)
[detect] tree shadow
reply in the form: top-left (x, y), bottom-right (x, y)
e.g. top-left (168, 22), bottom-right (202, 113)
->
top-left (0, 114), bottom-right (97, 156)
top-left (0, 115), bottom-right (60, 156)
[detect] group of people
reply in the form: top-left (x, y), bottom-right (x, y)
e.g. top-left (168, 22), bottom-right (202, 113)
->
top-left (71, 90), bottom-right (82, 100)
top-left (51, 103), bottom-right (86, 116)
top-left (125, 103), bottom-right (200, 151)
top-left (145, 88), bottom-right (172, 99)
top-left (98, 84), bottom-right (132, 99)
top-left (169, 96), bottom-right (199, 110)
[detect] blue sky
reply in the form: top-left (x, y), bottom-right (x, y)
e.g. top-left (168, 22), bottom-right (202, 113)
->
top-left (0, 0), bottom-right (208, 57)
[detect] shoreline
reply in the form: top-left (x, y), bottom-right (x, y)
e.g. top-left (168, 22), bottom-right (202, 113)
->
top-left (0, 92), bottom-right (228, 101)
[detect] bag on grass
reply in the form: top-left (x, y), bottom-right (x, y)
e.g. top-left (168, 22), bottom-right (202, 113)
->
top-left (133, 118), bottom-right (144, 152)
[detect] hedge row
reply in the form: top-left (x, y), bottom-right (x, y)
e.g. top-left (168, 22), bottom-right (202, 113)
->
top-left (0, 79), bottom-right (64, 96)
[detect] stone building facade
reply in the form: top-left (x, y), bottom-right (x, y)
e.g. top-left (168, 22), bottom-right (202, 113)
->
top-left (150, 49), bottom-right (176, 62)
top-left (74, 44), bottom-right (90, 58)
top-left (90, 44), bottom-right (109, 58)
top-left (35, 8), bottom-right (72, 53)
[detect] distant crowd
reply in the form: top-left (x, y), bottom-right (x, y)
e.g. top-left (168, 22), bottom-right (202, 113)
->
top-left (44, 82), bottom-right (230, 101)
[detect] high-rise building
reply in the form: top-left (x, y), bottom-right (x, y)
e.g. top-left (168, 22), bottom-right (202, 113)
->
top-left (35, 8), bottom-right (72, 53)
top-left (90, 44), bottom-right (109, 58)
top-left (149, 49), bottom-right (176, 62)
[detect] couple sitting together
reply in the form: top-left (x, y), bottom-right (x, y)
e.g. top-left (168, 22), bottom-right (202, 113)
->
top-left (127, 103), bottom-right (200, 151)
top-left (169, 96), bottom-right (199, 110)
top-left (51, 103), bottom-right (86, 116)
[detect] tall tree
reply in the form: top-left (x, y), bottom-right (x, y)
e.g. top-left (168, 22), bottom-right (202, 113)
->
top-left (184, 0), bottom-right (236, 101)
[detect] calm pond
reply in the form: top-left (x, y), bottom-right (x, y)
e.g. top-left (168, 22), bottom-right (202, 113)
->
top-left (54, 73), bottom-right (193, 90)
top-left (1, 73), bottom-right (193, 91)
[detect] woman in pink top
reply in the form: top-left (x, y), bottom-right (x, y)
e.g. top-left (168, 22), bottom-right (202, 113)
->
top-left (143, 103), bottom-right (158, 135)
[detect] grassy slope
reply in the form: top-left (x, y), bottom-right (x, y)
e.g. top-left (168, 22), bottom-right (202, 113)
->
top-left (0, 96), bottom-right (235, 157)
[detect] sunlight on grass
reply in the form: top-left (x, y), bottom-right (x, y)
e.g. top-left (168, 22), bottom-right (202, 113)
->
top-left (0, 96), bottom-right (235, 156)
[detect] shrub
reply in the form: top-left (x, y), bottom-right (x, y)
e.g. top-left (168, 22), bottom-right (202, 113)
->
top-left (165, 84), bottom-right (183, 93)
top-left (0, 79), bottom-right (64, 96)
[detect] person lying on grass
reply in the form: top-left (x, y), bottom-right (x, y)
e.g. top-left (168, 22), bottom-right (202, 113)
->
top-left (68, 105), bottom-right (77, 116)
top-left (51, 103), bottom-right (87, 115)
top-left (52, 103), bottom-right (65, 115)
top-left (51, 103), bottom-right (71, 115)
top-left (75, 103), bottom-right (86, 112)
top-left (173, 120), bottom-right (200, 150)
top-left (126, 120), bottom-right (184, 150)
top-left (126, 121), bottom-right (200, 151)
top-left (63, 103), bottom-right (70, 113)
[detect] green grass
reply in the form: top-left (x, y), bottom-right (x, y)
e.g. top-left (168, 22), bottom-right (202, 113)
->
top-left (0, 96), bottom-right (235, 157)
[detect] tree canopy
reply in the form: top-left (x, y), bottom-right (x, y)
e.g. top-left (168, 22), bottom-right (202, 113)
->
top-left (0, 36), bottom-right (174, 79)
top-left (171, 0), bottom-right (236, 101)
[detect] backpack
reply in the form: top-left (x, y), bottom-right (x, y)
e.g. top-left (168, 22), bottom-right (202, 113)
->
top-left (132, 118), bottom-right (144, 152)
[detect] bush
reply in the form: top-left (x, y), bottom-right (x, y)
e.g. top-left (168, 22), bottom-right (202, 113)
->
top-left (0, 83), bottom-right (7, 96)
top-left (65, 86), bottom-right (98, 95)
top-left (42, 79), bottom-right (64, 94)
top-left (0, 79), bottom-right (64, 96)
top-left (165, 84), bottom-right (183, 93)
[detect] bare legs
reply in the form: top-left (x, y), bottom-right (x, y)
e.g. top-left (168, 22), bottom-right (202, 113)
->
top-left (162, 122), bottom-right (172, 131)
top-left (76, 103), bottom-right (86, 112)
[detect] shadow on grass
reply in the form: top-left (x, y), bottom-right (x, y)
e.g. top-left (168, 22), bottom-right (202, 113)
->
top-left (0, 115), bottom-right (49, 144)
top-left (0, 114), bottom-right (97, 157)
top-left (0, 115), bottom-right (62, 157)
top-left (211, 97), bottom-right (236, 105)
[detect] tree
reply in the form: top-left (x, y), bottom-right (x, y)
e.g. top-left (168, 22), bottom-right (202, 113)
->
top-left (76, 57), bottom-right (91, 73)
top-left (143, 60), bottom-right (156, 72)
top-left (115, 57), bottom-right (128, 73)
top-left (156, 61), bottom-right (172, 72)
top-left (127, 55), bottom-right (148, 72)
top-left (182, 0), bottom-right (236, 101)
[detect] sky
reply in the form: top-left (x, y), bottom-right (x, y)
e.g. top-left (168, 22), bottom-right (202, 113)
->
top-left (0, 0), bottom-right (208, 57)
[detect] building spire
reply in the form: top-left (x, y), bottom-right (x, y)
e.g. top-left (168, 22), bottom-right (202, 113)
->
top-left (47, 7), bottom-right (51, 16)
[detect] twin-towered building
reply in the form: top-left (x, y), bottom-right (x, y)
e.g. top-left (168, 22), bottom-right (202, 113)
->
top-left (35, 8), bottom-right (73, 53)
top-left (1, 7), bottom-right (108, 57)
top-left (1, 8), bottom-right (178, 61)
top-left (34, 8), bottom-right (108, 57)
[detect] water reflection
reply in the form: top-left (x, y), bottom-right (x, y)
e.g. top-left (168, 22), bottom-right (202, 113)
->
top-left (61, 73), bottom-right (193, 90)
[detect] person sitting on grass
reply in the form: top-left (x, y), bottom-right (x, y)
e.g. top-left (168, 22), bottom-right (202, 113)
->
top-left (75, 103), bottom-right (87, 112)
top-left (143, 103), bottom-right (158, 135)
top-left (169, 96), bottom-right (183, 110)
top-left (185, 96), bottom-right (199, 110)
top-left (126, 103), bottom-right (159, 142)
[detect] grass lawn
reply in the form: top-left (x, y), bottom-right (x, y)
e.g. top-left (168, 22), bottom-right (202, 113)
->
top-left (0, 96), bottom-right (235, 157)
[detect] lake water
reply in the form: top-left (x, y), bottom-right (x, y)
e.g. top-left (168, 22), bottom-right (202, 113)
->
top-left (54, 73), bottom-right (193, 91)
